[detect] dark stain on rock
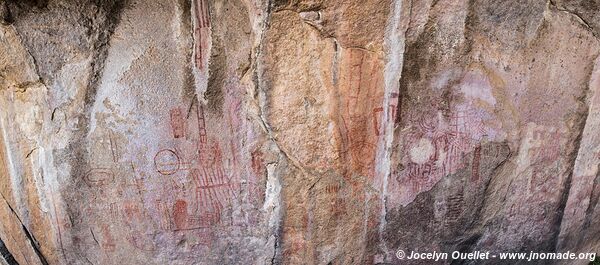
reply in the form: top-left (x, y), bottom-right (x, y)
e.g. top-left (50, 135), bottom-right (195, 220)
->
top-left (385, 142), bottom-right (510, 260)
top-left (272, 0), bottom-right (291, 10)
top-left (0, 1), bottom-right (12, 25)
top-left (8, 0), bottom-right (127, 86)
top-left (179, 0), bottom-right (196, 100)
top-left (179, 0), bottom-right (192, 28)
top-left (39, 1), bottom-right (128, 263)
top-left (206, 34), bottom-right (226, 114)
top-left (396, 25), bottom-right (441, 127)
top-left (396, 0), bottom-right (477, 131)
top-left (394, 80), bottom-right (404, 125)
top-left (204, 0), bottom-right (252, 115)
top-left (6, 0), bottom-right (47, 12)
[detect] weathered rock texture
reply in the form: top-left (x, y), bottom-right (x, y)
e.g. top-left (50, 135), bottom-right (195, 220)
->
top-left (1, 0), bottom-right (600, 264)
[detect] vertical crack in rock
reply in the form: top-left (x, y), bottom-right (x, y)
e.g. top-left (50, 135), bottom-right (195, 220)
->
top-left (331, 39), bottom-right (340, 86)
top-left (253, 1), bottom-right (308, 175)
top-left (251, 1), bottom-right (285, 263)
top-left (377, 0), bottom-right (405, 260)
top-left (265, 161), bottom-right (283, 265)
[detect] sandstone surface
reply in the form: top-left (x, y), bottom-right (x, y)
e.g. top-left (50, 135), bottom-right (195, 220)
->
top-left (1, 0), bottom-right (600, 264)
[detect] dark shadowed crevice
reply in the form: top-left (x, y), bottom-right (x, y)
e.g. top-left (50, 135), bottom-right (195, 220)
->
top-left (18, 223), bottom-right (48, 265)
top-left (0, 237), bottom-right (18, 265)
top-left (0, 191), bottom-right (47, 265)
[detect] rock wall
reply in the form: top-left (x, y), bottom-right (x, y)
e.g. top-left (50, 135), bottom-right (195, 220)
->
top-left (0, 0), bottom-right (599, 264)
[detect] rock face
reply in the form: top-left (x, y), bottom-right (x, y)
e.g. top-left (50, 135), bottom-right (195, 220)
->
top-left (1, 0), bottom-right (600, 264)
